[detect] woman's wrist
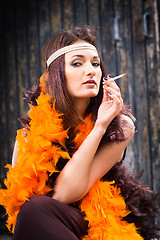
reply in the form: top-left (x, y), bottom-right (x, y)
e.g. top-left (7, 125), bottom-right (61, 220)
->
top-left (94, 121), bottom-right (107, 136)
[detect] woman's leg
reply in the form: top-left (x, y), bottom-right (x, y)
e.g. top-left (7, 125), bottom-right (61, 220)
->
top-left (12, 195), bottom-right (88, 240)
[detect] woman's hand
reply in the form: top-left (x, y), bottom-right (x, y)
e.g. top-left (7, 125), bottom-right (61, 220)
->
top-left (96, 77), bottom-right (123, 130)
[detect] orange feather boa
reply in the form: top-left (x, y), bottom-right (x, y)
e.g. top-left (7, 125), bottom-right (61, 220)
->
top-left (0, 75), bottom-right (143, 239)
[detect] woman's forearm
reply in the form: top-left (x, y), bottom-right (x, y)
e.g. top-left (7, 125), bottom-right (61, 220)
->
top-left (52, 123), bottom-right (106, 204)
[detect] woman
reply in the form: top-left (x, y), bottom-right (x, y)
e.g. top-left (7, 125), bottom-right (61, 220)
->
top-left (0, 26), bottom-right (159, 240)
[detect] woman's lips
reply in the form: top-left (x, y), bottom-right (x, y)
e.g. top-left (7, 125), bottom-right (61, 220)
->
top-left (83, 80), bottom-right (96, 85)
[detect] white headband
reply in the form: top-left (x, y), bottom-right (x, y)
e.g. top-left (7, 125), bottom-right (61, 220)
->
top-left (46, 43), bottom-right (98, 68)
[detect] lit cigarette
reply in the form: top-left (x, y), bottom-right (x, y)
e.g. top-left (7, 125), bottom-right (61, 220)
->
top-left (107, 73), bottom-right (126, 82)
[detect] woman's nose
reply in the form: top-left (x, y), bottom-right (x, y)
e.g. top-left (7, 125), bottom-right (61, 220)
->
top-left (85, 63), bottom-right (96, 76)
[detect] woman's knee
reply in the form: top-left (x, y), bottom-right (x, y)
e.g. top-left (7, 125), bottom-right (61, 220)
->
top-left (13, 196), bottom-right (63, 240)
top-left (16, 195), bottom-right (50, 225)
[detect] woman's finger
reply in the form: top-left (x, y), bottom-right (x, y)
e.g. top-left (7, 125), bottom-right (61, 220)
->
top-left (102, 84), bottom-right (110, 102)
top-left (103, 86), bottom-right (121, 100)
top-left (103, 78), bottom-right (120, 93)
top-left (111, 94), bottom-right (123, 113)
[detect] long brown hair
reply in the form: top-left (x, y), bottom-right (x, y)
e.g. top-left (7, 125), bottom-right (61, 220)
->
top-left (42, 26), bottom-right (106, 128)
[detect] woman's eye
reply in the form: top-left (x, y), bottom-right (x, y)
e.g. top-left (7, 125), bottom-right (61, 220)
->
top-left (71, 62), bottom-right (82, 67)
top-left (92, 62), bottom-right (100, 67)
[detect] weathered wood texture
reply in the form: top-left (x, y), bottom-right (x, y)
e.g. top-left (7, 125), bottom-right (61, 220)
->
top-left (0, 0), bottom-right (160, 233)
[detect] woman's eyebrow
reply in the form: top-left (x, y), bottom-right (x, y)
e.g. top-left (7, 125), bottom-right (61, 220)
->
top-left (70, 55), bottom-right (99, 59)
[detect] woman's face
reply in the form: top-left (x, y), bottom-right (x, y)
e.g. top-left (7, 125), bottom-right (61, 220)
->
top-left (65, 40), bottom-right (102, 102)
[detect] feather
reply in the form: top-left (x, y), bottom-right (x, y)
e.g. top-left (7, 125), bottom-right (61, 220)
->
top-left (80, 181), bottom-right (143, 240)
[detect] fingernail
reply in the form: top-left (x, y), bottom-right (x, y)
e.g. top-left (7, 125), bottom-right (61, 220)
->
top-left (103, 77), bottom-right (108, 81)
top-left (108, 74), bottom-right (112, 78)
top-left (108, 92), bottom-right (112, 95)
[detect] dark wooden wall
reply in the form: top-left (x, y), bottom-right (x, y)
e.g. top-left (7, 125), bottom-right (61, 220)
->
top-left (0, 0), bottom-right (160, 233)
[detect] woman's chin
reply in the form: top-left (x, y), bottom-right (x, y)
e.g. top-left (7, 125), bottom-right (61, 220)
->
top-left (82, 89), bottom-right (99, 98)
top-left (71, 90), bottom-right (99, 100)
top-left (86, 91), bottom-right (99, 98)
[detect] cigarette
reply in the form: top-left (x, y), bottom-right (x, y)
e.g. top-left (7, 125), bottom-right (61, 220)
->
top-left (107, 73), bottom-right (126, 82)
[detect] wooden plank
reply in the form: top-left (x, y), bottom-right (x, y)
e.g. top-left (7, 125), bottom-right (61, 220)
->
top-left (50, 0), bottom-right (62, 35)
top-left (26, 0), bottom-right (41, 86)
top-left (130, 0), bottom-right (151, 185)
top-left (100, 0), bottom-right (137, 173)
top-left (113, 0), bottom-right (130, 102)
top-left (143, 0), bottom-right (160, 206)
top-left (113, 0), bottom-right (138, 173)
top-left (99, 0), bottom-right (116, 75)
top-left (157, 0), bottom-right (160, 107)
top-left (15, 0), bottom-right (31, 120)
top-left (1, 1), bottom-right (20, 168)
top-left (87, 0), bottom-right (101, 52)
top-left (0, 4), bottom-right (9, 180)
top-left (74, 0), bottom-right (87, 25)
top-left (37, 0), bottom-right (50, 74)
top-left (62, 0), bottom-right (75, 30)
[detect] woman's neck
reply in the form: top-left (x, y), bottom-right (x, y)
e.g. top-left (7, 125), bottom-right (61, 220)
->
top-left (74, 98), bottom-right (90, 119)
